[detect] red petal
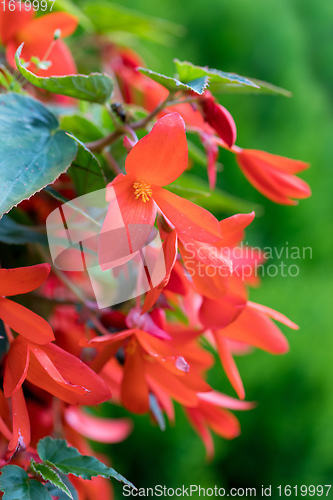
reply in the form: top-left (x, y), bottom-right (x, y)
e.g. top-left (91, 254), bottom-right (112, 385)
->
top-left (122, 339), bottom-right (150, 414)
top-left (154, 187), bottom-right (221, 242)
top-left (0, 297), bottom-right (55, 344)
top-left (0, 264), bottom-right (50, 296)
top-left (0, 1), bottom-right (33, 44)
top-left (199, 278), bottom-right (247, 328)
top-left (248, 301), bottom-right (299, 329)
top-left (125, 113), bottom-right (188, 186)
top-left (240, 149), bottom-right (309, 174)
top-left (179, 236), bottom-right (232, 271)
top-left (27, 343), bottom-right (111, 405)
top-left (198, 391), bottom-right (255, 411)
top-left (199, 404), bottom-right (240, 440)
top-left (218, 212), bottom-right (255, 247)
top-left (201, 94), bottom-right (237, 147)
top-left (186, 407), bottom-right (214, 460)
top-left (18, 12), bottom-right (78, 42)
top-left (65, 407), bottom-right (132, 443)
top-left (237, 149), bottom-right (311, 204)
top-left (145, 361), bottom-right (198, 407)
top-left (213, 332), bottom-right (245, 399)
top-left (142, 230), bottom-right (178, 313)
top-left (221, 305), bottom-right (289, 354)
top-left (99, 175), bottom-right (157, 271)
top-left (9, 38), bottom-right (77, 76)
top-left (3, 337), bottom-right (29, 398)
top-left (7, 387), bottom-right (31, 456)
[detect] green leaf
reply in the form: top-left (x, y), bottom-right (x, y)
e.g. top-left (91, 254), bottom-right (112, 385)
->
top-left (0, 465), bottom-right (52, 500)
top-left (0, 64), bottom-right (22, 92)
top-left (60, 115), bottom-right (105, 143)
top-left (138, 67), bottom-right (208, 94)
top-left (37, 437), bottom-right (136, 488)
top-left (0, 93), bottom-right (78, 217)
top-left (67, 135), bottom-right (106, 196)
top-left (217, 77), bottom-right (293, 97)
top-left (15, 45), bottom-right (114, 104)
top-left (30, 460), bottom-right (73, 499)
top-left (0, 215), bottom-right (48, 245)
top-left (46, 474), bottom-right (79, 500)
top-left (83, 2), bottom-right (184, 45)
top-left (168, 174), bottom-right (263, 215)
top-left (174, 60), bottom-right (292, 96)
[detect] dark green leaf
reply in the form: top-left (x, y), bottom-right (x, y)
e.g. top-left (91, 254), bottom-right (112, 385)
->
top-left (138, 67), bottom-right (208, 94)
top-left (37, 437), bottom-right (136, 488)
top-left (168, 174), bottom-right (263, 215)
top-left (83, 2), bottom-right (184, 45)
top-left (174, 60), bottom-right (291, 96)
top-left (0, 215), bottom-right (48, 245)
top-left (0, 465), bottom-right (51, 500)
top-left (16, 45), bottom-right (114, 104)
top-left (0, 93), bottom-right (78, 217)
top-left (30, 460), bottom-right (73, 499)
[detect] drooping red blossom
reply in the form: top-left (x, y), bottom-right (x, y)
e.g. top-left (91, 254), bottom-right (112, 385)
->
top-left (199, 91), bottom-right (237, 148)
top-left (185, 391), bottom-right (254, 459)
top-left (0, 1), bottom-right (78, 76)
top-left (235, 148), bottom-right (311, 204)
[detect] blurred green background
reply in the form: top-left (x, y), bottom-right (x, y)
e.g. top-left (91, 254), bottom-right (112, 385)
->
top-left (84, 0), bottom-right (333, 496)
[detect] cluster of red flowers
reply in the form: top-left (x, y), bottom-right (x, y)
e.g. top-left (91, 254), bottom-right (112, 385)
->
top-left (0, 2), bottom-right (311, 498)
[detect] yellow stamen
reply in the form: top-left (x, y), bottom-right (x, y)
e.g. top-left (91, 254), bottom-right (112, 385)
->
top-left (133, 179), bottom-right (153, 203)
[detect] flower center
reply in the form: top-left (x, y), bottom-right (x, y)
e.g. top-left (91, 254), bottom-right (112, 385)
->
top-left (133, 179), bottom-right (153, 203)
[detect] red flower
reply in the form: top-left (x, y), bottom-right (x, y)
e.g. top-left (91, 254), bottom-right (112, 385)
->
top-left (199, 91), bottom-right (237, 148)
top-left (0, 264), bottom-right (54, 344)
top-left (98, 113), bottom-right (222, 270)
top-left (0, 1), bottom-right (78, 76)
top-left (185, 391), bottom-right (254, 459)
top-left (210, 301), bottom-right (298, 399)
top-left (235, 148), bottom-right (311, 204)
